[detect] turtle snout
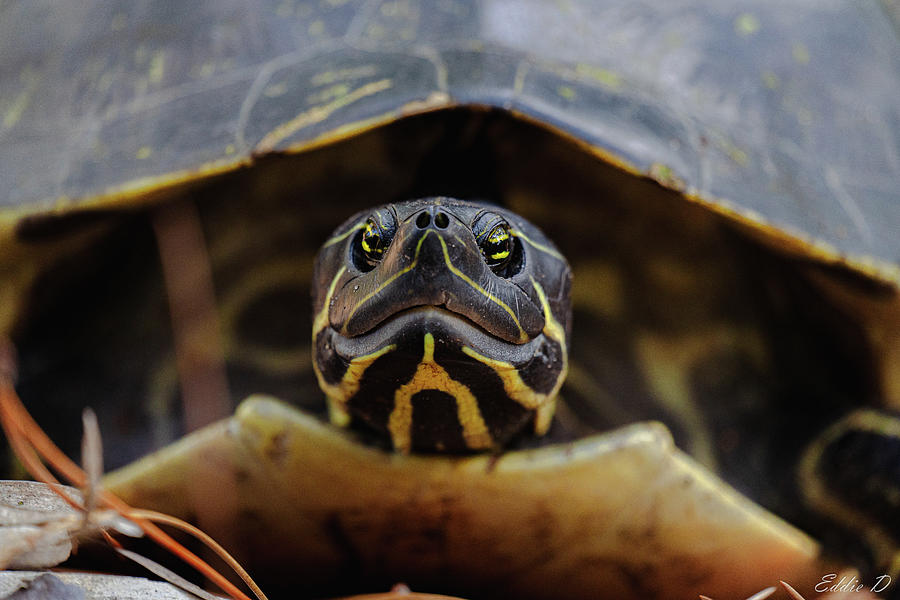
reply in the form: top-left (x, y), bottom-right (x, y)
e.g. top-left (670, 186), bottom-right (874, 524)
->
top-left (393, 208), bottom-right (472, 280)
top-left (331, 208), bottom-right (542, 343)
top-left (412, 206), bottom-right (452, 231)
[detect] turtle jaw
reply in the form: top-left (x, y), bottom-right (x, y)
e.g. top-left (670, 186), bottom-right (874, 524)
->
top-left (331, 306), bottom-right (548, 364)
top-left (314, 306), bottom-right (566, 453)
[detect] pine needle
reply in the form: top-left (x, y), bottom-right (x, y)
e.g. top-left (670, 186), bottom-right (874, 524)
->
top-left (0, 357), bottom-right (264, 600)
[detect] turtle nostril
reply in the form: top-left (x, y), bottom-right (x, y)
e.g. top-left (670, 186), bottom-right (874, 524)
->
top-left (434, 212), bottom-right (449, 228)
top-left (416, 212), bottom-right (431, 228)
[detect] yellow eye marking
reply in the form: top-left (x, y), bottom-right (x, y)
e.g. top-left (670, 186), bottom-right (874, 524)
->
top-left (488, 226), bottom-right (509, 243)
top-left (511, 228), bottom-right (565, 261)
top-left (323, 221), bottom-right (366, 248)
top-left (321, 343), bottom-right (397, 427)
top-left (436, 235), bottom-right (528, 343)
top-left (389, 333), bottom-right (492, 453)
top-left (482, 226), bottom-right (510, 262)
top-left (361, 220), bottom-right (386, 255)
top-left (476, 223), bottom-right (509, 244)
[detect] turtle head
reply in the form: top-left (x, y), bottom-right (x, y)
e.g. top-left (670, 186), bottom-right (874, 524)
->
top-left (311, 197), bottom-right (571, 453)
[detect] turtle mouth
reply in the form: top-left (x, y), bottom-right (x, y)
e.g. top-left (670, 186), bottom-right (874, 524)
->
top-left (330, 305), bottom-right (547, 365)
top-left (346, 303), bottom-right (496, 338)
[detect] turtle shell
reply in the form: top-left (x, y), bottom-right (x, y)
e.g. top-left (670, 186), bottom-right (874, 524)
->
top-left (2, 1), bottom-right (899, 275)
top-left (2, 2), bottom-right (900, 599)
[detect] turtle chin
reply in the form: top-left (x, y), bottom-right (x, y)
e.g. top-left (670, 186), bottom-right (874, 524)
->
top-left (314, 306), bottom-right (566, 453)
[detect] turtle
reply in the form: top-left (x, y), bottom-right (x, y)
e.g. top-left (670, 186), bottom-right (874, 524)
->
top-left (310, 197), bottom-right (571, 453)
top-left (1, 1), bottom-right (900, 599)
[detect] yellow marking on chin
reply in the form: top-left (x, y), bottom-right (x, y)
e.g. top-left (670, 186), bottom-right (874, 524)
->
top-left (460, 347), bottom-right (542, 410)
top-left (512, 229), bottom-right (565, 261)
top-left (436, 235), bottom-right (528, 342)
top-left (322, 221), bottom-right (365, 248)
top-left (321, 343), bottom-right (397, 425)
top-left (389, 333), bottom-right (492, 453)
top-left (460, 344), bottom-right (562, 436)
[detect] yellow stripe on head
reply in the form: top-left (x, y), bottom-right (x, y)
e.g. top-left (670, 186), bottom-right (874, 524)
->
top-left (323, 221), bottom-right (366, 248)
top-left (529, 277), bottom-right (567, 350)
top-left (312, 266), bottom-right (346, 336)
top-left (511, 228), bottom-right (565, 261)
top-left (342, 230), bottom-right (436, 332)
top-left (436, 235), bottom-right (528, 342)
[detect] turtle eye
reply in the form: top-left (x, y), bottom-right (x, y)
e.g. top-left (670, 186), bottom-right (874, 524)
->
top-left (473, 213), bottom-right (515, 273)
top-left (481, 223), bottom-right (512, 268)
top-left (354, 212), bottom-right (396, 271)
top-left (361, 218), bottom-right (385, 263)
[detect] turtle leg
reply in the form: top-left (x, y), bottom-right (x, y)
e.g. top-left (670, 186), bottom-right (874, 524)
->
top-left (797, 408), bottom-right (900, 590)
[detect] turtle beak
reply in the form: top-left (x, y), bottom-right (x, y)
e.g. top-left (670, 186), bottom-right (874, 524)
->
top-left (330, 206), bottom-right (543, 344)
